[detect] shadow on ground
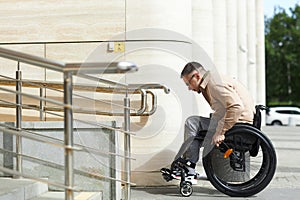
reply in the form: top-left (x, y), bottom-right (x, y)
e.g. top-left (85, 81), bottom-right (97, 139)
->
top-left (132, 185), bottom-right (226, 198)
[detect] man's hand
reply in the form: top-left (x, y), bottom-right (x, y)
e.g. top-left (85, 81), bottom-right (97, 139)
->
top-left (211, 133), bottom-right (225, 147)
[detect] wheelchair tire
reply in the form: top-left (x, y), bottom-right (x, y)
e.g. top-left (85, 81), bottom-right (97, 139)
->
top-left (180, 181), bottom-right (193, 197)
top-left (202, 124), bottom-right (277, 197)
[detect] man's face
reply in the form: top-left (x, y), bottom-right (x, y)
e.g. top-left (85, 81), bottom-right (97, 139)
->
top-left (182, 71), bottom-right (201, 92)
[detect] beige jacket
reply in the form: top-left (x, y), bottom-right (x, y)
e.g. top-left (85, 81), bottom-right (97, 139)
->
top-left (199, 72), bottom-right (255, 135)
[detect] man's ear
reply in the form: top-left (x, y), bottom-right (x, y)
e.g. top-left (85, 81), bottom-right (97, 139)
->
top-left (195, 72), bottom-right (201, 80)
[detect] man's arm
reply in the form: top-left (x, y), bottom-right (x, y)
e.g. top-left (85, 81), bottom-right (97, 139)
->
top-left (209, 79), bottom-right (244, 145)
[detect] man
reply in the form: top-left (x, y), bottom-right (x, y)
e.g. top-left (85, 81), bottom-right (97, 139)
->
top-left (177, 61), bottom-right (255, 177)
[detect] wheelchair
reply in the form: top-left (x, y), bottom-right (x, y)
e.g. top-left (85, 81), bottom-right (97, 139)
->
top-left (161, 105), bottom-right (277, 197)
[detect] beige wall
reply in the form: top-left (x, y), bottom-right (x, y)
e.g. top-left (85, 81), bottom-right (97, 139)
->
top-left (0, 0), bottom-right (126, 77)
top-left (0, 0), bottom-right (265, 186)
top-left (0, 0), bottom-right (127, 121)
top-left (0, 0), bottom-right (125, 43)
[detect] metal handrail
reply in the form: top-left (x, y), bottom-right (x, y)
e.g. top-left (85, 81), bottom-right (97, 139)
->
top-left (0, 47), bottom-right (137, 74)
top-left (0, 166), bottom-right (78, 190)
top-left (0, 46), bottom-right (169, 200)
top-left (128, 83), bottom-right (170, 94)
top-left (0, 123), bottom-right (134, 159)
top-left (0, 125), bottom-right (80, 151)
top-left (0, 148), bottom-right (134, 185)
top-left (0, 47), bottom-right (64, 72)
top-left (0, 77), bottom-right (168, 116)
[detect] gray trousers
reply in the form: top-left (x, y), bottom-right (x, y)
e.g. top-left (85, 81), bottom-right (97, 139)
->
top-left (176, 116), bottom-right (211, 164)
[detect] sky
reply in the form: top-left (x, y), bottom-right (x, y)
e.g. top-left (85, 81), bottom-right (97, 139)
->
top-left (264, 0), bottom-right (300, 17)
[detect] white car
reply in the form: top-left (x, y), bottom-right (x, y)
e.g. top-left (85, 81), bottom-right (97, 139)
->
top-left (266, 106), bottom-right (300, 126)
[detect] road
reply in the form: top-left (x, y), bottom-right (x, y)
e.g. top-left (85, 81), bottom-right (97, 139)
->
top-left (131, 126), bottom-right (300, 200)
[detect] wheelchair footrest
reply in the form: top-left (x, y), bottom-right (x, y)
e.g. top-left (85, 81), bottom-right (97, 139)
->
top-left (160, 168), bottom-right (174, 182)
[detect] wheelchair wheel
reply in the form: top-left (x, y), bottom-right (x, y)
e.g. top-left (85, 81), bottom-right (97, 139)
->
top-left (180, 181), bottom-right (193, 197)
top-left (202, 124), bottom-right (277, 197)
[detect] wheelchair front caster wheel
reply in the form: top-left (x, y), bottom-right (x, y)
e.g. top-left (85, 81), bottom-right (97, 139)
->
top-left (180, 182), bottom-right (193, 197)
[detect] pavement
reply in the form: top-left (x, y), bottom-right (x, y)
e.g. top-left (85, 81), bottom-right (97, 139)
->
top-left (131, 126), bottom-right (300, 200)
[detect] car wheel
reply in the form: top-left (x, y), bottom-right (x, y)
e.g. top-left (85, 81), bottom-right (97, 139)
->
top-left (272, 121), bottom-right (282, 126)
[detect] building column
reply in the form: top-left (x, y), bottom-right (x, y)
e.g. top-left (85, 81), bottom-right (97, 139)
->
top-left (247, 0), bottom-right (257, 100)
top-left (237, 0), bottom-right (248, 86)
top-left (125, 0), bottom-right (194, 186)
top-left (256, 0), bottom-right (266, 106)
top-left (226, 0), bottom-right (238, 78)
top-left (212, 0), bottom-right (227, 74)
top-left (192, 0), bottom-right (214, 59)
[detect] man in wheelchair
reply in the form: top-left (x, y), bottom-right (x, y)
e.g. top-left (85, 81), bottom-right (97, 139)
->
top-left (169, 61), bottom-right (256, 180)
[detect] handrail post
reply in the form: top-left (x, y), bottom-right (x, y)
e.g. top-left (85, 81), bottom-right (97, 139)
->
top-left (124, 93), bottom-right (131, 200)
top-left (64, 71), bottom-right (74, 200)
top-left (39, 87), bottom-right (45, 121)
top-left (16, 62), bottom-right (22, 177)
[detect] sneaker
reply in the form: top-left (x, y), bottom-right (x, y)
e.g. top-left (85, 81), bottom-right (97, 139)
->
top-left (170, 165), bottom-right (183, 176)
top-left (185, 174), bottom-right (198, 185)
top-left (186, 166), bottom-right (196, 175)
top-left (185, 165), bottom-right (208, 180)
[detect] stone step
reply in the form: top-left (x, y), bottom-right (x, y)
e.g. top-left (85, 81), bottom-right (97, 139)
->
top-left (29, 191), bottom-right (102, 200)
top-left (0, 178), bottom-right (48, 200)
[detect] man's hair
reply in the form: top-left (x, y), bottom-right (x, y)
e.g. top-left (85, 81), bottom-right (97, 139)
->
top-left (180, 62), bottom-right (205, 78)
